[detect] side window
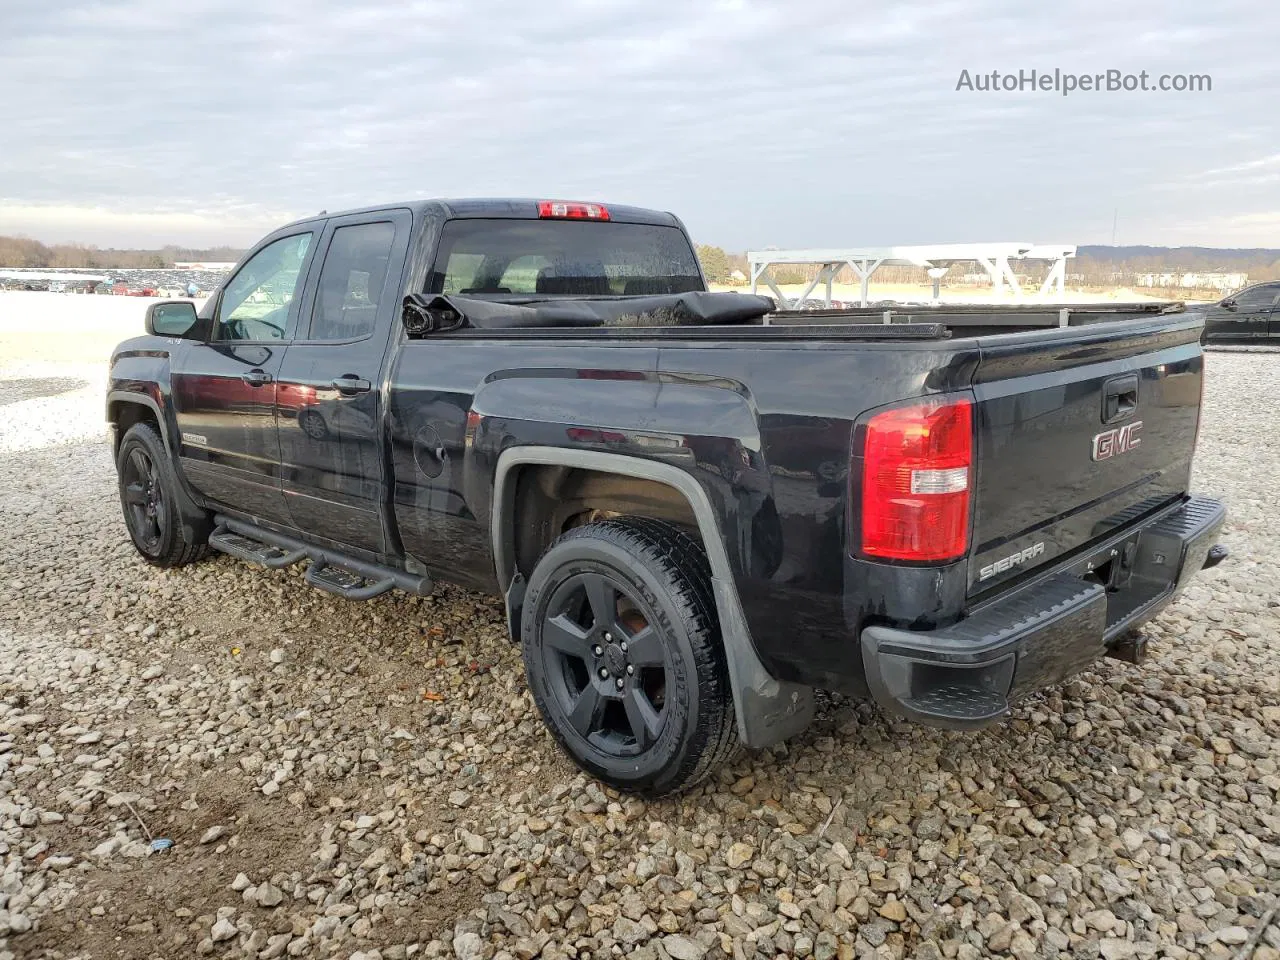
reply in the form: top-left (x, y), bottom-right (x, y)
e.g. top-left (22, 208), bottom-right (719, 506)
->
top-left (1233, 286), bottom-right (1275, 309)
top-left (308, 222), bottom-right (397, 340)
top-left (217, 233), bottom-right (313, 341)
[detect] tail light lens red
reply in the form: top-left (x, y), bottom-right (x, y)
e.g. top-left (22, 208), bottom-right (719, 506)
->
top-left (859, 397), bottom-right (973, 562)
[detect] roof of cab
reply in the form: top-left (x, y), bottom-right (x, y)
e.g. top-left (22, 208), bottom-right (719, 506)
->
top-left (280, 198), bottom-right (682, 231)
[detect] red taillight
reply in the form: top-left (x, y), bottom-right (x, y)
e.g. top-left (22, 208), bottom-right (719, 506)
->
top-left (859, 398), bottom-right (973, 562)
top-left (537, 200), bottom-right (610, 220)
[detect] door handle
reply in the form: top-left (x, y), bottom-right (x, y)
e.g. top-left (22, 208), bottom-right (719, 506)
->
top-left (1102, 373), bottom-right (1138, 423)
top-left (241, 370), bottom-right (273, 387)
top-left (332, 375), bottom-right (372, 396)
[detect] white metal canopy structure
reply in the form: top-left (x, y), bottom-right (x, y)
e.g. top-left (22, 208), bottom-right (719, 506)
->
top-left (746, 243), bottom-right (1077, 307)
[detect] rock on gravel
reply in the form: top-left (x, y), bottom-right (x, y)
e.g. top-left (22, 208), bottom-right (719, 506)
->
top-left (663, 934), bottom-right (709, 960)
top-left (0, 300), bottom-right (1277, 960)
top-left (209, 916), bottom-right (237, 943)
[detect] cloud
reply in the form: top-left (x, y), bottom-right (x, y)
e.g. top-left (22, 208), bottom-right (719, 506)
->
top-left (1150, 152), bottom-right (1280, 198)
top-left (1202, 155), bottom-right (1280, 177)
top-left (1150, 209), bottom-right (1280, 247)
top-left (0, 202), bottom-right (299, 247)
top-left (0, 0), bottom-right (1277, 247)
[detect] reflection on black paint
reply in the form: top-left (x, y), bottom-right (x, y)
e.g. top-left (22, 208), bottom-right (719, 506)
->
top-left (170, 342), bottom-right (292, 524)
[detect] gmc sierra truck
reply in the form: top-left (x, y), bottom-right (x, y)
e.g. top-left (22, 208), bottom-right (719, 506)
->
top-left (108, 198), bottom-right (1227, 795)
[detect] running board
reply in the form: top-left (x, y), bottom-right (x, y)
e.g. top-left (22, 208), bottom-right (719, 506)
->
top-left (209, 516), bottom-right (431, 600)
top-left (305, 561), bottom-right (395, 601)
top-left (208, 529), bottom-right (308, 569)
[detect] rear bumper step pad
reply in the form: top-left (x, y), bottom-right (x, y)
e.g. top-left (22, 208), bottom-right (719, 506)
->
top-left (861, 495), bottom-right (1226, 730)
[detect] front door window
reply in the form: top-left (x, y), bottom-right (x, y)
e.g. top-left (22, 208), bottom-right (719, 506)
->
top-left (217, 233), bottom-right (314, 341)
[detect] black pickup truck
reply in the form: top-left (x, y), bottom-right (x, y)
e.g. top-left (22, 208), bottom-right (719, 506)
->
top-left (108, 198), bottom-right (1227, 795)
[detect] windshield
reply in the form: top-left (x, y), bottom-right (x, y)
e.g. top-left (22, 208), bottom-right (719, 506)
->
top-left (427, 218), bottom-right (703, 297)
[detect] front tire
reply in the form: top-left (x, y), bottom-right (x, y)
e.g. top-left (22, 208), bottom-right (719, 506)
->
top-left (521, 517), bottom-right (738, 796)
top-left (116, 422), bottom-right (211, 567)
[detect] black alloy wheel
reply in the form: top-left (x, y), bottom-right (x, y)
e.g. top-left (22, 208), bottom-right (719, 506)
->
top-left (121, 445), bottom-right (166, 554)
top-left (115, 422), bottom-right (211, 567)
top-left (521, 516), bottom-right (738, 796)
top-left (539, 568), bottom-right (669, 755)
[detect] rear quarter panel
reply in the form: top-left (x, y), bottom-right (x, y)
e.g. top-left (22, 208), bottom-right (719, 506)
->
top-left (387, 335), bottom-right (977, 685)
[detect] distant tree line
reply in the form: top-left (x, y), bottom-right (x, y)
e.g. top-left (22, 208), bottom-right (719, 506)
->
top-left (6, 231), bottom-right (1278, 288)
top-left (0, 235), bottom-right (245, 269)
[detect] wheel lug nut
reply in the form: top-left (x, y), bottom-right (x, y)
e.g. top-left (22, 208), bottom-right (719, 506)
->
top-left (626, 664), bottom-right (634, 675)
top-left (592, 645), bottom-right (603, 656)
top-left (603, 632), bottom-right (612, 643)
top-left (615, 678), bottom-right (624, 690)
top-left (599, 668), bottom-right (609, 679)
top-left (620, 641), bottom-right (628, 652)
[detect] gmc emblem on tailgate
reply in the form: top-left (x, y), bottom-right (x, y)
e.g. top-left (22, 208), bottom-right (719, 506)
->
top-left (1092, 420), bottom-right (1142, 461)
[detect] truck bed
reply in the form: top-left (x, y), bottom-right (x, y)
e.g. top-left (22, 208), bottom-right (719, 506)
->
top-left (412, 294), bottom-right (1193, 342)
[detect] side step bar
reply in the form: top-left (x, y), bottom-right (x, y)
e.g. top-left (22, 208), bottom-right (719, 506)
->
top-left (209, 515), bottom-right (431, 601)
top-left (207, 529), bottom-right (308, 569)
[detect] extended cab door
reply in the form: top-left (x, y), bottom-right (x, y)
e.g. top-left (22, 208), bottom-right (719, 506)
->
top-left (276, 209), bottom-right (413, 556)
top-left (170, 228), bottom-right (319, 523)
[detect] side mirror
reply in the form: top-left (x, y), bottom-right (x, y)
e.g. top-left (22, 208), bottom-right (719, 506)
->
top-left (1220, 297), bottom-right (1236, 310)
top-left (145, 300), bottom-right (199, 337)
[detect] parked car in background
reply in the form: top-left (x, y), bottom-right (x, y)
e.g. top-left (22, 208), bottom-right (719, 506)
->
top-left (1197, 281), bottom-right (1280, 343)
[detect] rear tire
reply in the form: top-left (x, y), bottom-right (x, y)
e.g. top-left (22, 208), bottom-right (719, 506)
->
top-left (520, 517), bottom-right (738, 796)
top-left (116, 422), bottom-right (211, 567)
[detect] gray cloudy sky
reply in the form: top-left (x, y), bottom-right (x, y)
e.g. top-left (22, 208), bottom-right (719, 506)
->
top-left (1, 0), bottom-right (1277, 249)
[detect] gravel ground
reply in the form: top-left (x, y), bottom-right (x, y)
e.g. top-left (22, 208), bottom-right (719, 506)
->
top-left (0, 303), bottom-right (1276, 960)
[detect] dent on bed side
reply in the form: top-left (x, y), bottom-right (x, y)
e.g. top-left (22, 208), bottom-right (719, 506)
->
top-left (490, 446), bottom-right (813, 748)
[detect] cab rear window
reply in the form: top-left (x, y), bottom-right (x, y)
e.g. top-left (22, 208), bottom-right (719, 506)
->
top-left (428, 219), bottom-right (702, 297)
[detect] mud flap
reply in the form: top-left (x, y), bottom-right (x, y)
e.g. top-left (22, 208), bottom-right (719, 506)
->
top-left (712, 576), bottom-right (815, 747)
top-left (504, 572), bottom-right (526, 642)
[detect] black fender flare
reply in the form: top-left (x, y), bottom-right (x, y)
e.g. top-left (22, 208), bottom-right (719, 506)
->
top-left (107, 390), bottom-right (172, 456)
top-left (491, 446), bottom-right (814, 748)
top-left (107, 390), bottom-right (208, 516)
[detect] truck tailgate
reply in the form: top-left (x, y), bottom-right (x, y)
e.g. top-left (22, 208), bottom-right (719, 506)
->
top-left (967, 316), bottom-right (1204, 595)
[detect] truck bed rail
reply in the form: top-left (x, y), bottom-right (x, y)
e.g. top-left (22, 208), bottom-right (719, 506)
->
top-left (768, 300), bottom-right (1187, 330)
